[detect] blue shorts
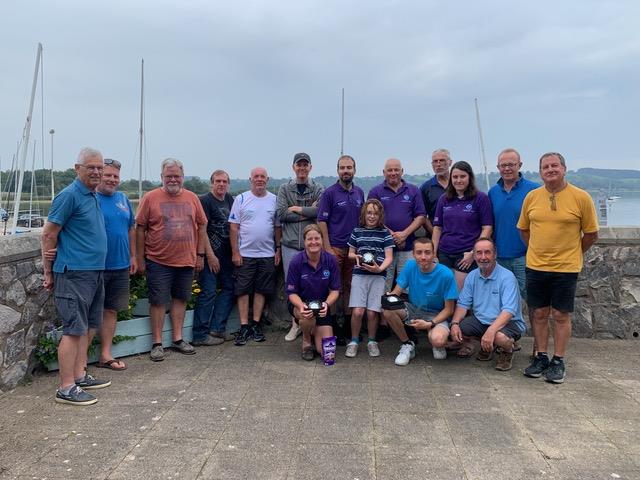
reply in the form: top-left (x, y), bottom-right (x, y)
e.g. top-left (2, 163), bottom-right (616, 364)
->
top-left (54, 270), bottom-right (104, 336)
top-left (459, 313), bottom-right (522, 341)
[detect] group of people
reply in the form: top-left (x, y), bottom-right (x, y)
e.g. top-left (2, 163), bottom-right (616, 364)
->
top-left (43, 146), bottom-right (598, 406)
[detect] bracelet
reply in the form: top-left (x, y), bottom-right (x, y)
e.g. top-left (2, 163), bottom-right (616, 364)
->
top-left (451, 322), bottom-right (460, 327)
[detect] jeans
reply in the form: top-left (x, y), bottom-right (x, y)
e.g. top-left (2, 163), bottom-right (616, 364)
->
top-left (192, 254), bottom-right (235, 342)
top-left (497, 256), bottom-right (527, 300)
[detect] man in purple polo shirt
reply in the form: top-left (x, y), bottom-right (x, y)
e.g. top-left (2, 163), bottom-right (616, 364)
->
top-left (317, 155), bottom-right (365, 341)
top-left (368, 158), bottom-right (426, 292)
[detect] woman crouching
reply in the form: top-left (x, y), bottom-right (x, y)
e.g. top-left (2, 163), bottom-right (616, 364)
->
top-left (286, 224), bottom-right (341, 361)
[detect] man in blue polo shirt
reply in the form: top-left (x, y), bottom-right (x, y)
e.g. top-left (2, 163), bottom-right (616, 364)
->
top-left (488, 148), bottom-right (539, 298)
top-left (42, 147), bottom-right (110, 406)
top-left (368, 158), bottom-right (426, 292)
top-left (420, 148), bottom-right (451, 237)
top-left (317, 155), bottom-right (364, 341)
top-left (450, 237), bottom-right (525, 371)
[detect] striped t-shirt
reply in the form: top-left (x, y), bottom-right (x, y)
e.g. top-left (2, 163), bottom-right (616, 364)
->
top-left (347, 226), bottom-right (395, 277)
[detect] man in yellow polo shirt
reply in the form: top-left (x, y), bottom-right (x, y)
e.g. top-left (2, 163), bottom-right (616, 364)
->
top-left (517, 152), bottom-right (598, 384)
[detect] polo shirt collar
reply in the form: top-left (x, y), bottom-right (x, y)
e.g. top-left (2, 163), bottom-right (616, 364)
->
top-left (73, 178), bottom-right (94, 195)
top-left (497, 173), bottom-right (523, 190)
top-left (479, 264), bottom-right (499, 281)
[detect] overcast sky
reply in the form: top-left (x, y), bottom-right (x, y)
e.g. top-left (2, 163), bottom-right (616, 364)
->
top-left (1, 1), bottom-right (639, 182)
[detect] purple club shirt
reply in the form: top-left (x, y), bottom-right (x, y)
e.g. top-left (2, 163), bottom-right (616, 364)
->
top-left (367, 180), bottom-right (426, 251)
top-left (286, 250), bottom-right (341, 301)
top-left (433, 192), bottom-right (494, 254)
top-left (317, 182), bottom-right (365, 248)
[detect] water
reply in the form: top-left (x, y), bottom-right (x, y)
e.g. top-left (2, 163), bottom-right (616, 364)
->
top-left (602, 194), bottom-right (640, 226)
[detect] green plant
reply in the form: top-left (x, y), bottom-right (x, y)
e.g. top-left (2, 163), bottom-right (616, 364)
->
top-left (35, 331), bottom-right (135, 367)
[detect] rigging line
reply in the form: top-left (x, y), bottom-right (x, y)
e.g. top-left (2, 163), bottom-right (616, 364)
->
top-left (40, 46), bottom-right (45, 174)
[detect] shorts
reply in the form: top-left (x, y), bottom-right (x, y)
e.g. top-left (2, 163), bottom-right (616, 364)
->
top-left (146, 259), bottom-right (194, 305)
top-left (288, 302), bottom-right (334, 327)
top-left (103, 268), bottom-right (130, 311)
top-left (459, 313), bottom-right (522, 340)
top-left (497, 256), bottom-right (526, 300)
top-left (234, 257), bottom-right (276, 296)
top-left (404, 302), bottom-right (451, 332)
top-left (438, 251), bottom-right (477, 273)
top-left (54, 270), bottom-right (104, 336)
top-left (526, 268), bottom-right (579, 313)
top-left (348, 274), bottom-right (386, 312)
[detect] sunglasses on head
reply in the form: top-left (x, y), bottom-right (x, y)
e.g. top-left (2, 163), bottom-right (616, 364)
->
top-left (104, 158), bottom-right (121, 169)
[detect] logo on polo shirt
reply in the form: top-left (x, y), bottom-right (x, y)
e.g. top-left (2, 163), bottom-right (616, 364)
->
top-left (322, 270), bottom-right (330, 279)
top-left (403, 194), bottom-right (410, 201)
top-left (464, 204), bottom-right (473, 211)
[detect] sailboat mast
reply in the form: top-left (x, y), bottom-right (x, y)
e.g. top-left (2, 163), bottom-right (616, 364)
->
top-left (11, 43), bottom-right (42, 234)
top-left (340, 88), bottom-right (345, 155)
top-left (138, 59), bottom-right (144, 200)
top-left (474, 98), bottom-right (491, 191)
top-left (29, 140), bottom-right (36, 225)
top-left (49, 129), bottom-right (55, 198)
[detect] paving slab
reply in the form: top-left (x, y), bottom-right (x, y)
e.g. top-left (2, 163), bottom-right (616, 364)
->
top-left (1, 336), bottom-right (639, 479)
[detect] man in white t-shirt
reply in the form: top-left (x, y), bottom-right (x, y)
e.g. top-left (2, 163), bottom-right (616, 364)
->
top-left (229, 167), bottom-right (282, 346)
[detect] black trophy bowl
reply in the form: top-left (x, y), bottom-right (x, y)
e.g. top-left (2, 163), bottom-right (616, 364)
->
top-left (306, 299), bottom-right (323, 317)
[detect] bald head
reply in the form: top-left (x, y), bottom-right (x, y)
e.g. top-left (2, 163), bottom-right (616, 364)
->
top-left (249, 167), bottom-right (269, 196)
top-left (383, 158), bottom-right (403, 188)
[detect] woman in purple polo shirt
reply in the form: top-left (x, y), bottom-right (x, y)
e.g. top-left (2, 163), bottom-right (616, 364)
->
top-left (286, 224), bottom-right (341, 361)
top-left (432, 161), bottom-right (493, 290)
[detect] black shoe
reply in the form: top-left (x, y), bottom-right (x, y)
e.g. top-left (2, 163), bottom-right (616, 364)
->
top-left (75, 374), bottom-right (111, 390)
top-left (251, 322), bottom-right (266, 342)
top-left (336, 336), bottom-right (347, 346)
top-left (545, 359), bottom-right (566, 384)
top-left (375, 324), bottom-right (391, 342)
top-left (524, 354), bottom-right (550, 378)
top-left (234, 327), bottom-right (251, 346)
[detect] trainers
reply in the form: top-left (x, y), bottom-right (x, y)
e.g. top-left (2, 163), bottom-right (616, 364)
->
top-left (150, 345), bottom-right (165, 362)
top-left (345, 341), bottom-right (359, 358)
top-left (375, 324), bottom-right (391, 342)
top-left (432, 346), bottom-right (447, 360)
top-left (171, 339), bottom-right (196, 355)
top-left (545, 359), bottom-right (566, 384)
top-left (301, 346), bottom-right (315, 361)
top-left (55, 385), bottom-right (97, 406)
top-left (76, 373), bottom-right (111, 390)
top-left (367, 341), bottom-right (380, 357)
top-left (192, 334), bottom-right (224, 346)
top-left (211, 331), bottom-right (235, 342)
top-left (251, 323), bottom-right (266, 342)
top-left (285, 322), bottom-right (302, 341)
top-left (234, 327), bottom-right (251, 346)
top-left (495, 348), bottom-right (513, 371)
top-left (394, 342), bottom-right (416, 366)
top-left (476, 349), bottom-right (493, 361)
top-left (524, 354), bottom-right (550, 378)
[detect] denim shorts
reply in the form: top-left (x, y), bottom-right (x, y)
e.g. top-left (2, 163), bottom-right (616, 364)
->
top-left (103, 268), bottom-right (130, 311)
top-left (146, 259), bottom-right (194, 305)
top-left (54, 270), bottom-right (104, 336)
top-left (459, 313), bottom-right (522, 341)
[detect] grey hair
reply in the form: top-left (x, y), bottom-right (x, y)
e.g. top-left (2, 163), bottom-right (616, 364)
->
top-left (431, 148), bottom-right (451, 160)
top-left (77, 147), bottom-right (103, 165)
top-left (498, 148), bottom-right (521, 163)
top-left (210, 169), bottom-right (230, 183)
top-left (161, 157), bottom-right (184, 173)
top-left (539, 152), bottom-right (566, 169)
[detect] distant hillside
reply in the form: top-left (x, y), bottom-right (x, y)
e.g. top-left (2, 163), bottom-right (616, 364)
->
top-left (575, 168), bottom-right (640, 179)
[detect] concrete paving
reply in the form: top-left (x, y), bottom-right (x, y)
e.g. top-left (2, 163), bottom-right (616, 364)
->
top-left (1, 335), bottom-right (639, 480)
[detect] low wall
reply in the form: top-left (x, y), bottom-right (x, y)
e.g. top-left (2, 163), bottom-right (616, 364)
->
top-left (1, 228), bottom-right (638, 390)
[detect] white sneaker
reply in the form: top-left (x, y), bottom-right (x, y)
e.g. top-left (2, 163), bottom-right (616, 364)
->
top-left (432, 346), bottom-right (447, 360)
top-left (345, 341), bottom-right (359, 358)
top-left (394, 342), bottom-right (415, 366)
top-left (284, 322), bottom-right (301, 342)
top-left (367, 341), bottom-right (380, 357)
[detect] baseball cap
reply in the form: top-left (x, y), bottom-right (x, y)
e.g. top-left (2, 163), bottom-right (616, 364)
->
top-left (293, 152), bottom-right (311, 164)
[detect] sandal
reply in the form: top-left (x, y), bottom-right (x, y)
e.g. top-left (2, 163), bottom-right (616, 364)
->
top-left (476, 349), bottom-right (493, 361)
top-left (97, 359), bottom-right (127, 371)
top-left (456, 342), bottom-right (475, 358)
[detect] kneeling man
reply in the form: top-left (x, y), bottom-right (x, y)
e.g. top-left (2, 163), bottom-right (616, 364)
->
top-left (450, 237), bottom-right (525, 371)
top-left (382, 237), bottom-right (458, 366)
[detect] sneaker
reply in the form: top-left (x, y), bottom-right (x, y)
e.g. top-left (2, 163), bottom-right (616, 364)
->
top-left (432, 346), bottom-right (447, 360)
top-left (394, 342), bottom-right (416, 366)
top-left (495, 348), bottom-right (513, 371)
top-left (285, 322), bottom-right (302, 341)
top-left (367, 341), bottom-right (381, 357)
top-left (476, 349), bottom-right (493, 361)
top-left (524, 354), bottom-right (550, 378)
top-left (375, 324), bottom-right (391, 342)
top-left (545, 359), bottom-right (566, 384)
top-left (345, 341), bottom-right (359, 358)
top-left (251, 323), bottom-right (266, 342)
top-left (171, 340), bottom-right (196, 355)
top-left (234, 327), bottom-right (251, 346)
top-left (75, 373), bottom-right (111, 390)
top-left (301, 346), bottom-right (315, 361)
top-left (150, 345), bottom-right (165, 362)
top-left (192, 334), bottom-right (224, 346)
top-left (211, 331), bottom-right (235, 342)
top-left (55, 385), bottom-right (97, 406)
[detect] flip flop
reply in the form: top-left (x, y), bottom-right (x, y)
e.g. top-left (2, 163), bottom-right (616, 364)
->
top-left (97, 359), bottom-right (127, 371)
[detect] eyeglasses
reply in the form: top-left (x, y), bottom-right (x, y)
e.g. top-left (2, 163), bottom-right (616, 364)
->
top-left (76, 164), bottom-right (103, 172)
top-left (498, 163), bottom-right (519, 169)
top-left (432, 158), bottom-right (448, 164)
top-left (549, 194), bottom-right (557, 211)
top-left (104, 158), bottom-right (121, 169)
top-left (163, 175), bottom-right (183, 180)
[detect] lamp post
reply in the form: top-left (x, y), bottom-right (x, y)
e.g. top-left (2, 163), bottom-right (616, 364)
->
top-left (49, 129), bottom-right (55, 198)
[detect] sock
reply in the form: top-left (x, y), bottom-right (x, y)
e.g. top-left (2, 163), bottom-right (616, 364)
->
top-left (368, 338), bottom-right (376, 343)
top-left (552, 355), bottom-right (564, 363)
top-left (351, 337), bottom-right (360, 344)
top-left (402, 340), bottom-right (413, 345)
top-left (537, 352), bottom-right (548, 358)
top-left (241, 324), bottom-right (249, 330)
top-left (59, 385), bottom-right (74, 395)
top-left (174, 339), bottom-right (184, 345)
top-left (152, 342), bottom-right (162, 348)
top-left (251, 320), bottom-right (259, 326)
top-left (74, 375), bottom-right (86, 383)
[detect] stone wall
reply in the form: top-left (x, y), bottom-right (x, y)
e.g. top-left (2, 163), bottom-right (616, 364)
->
top-left (0, 228), bottom-right (638, 390)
